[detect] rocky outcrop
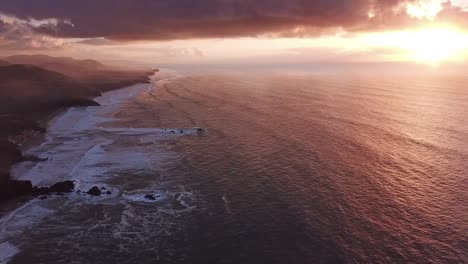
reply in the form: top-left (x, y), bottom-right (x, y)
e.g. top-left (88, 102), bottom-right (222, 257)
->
top-left (48, 181), bottom-right (75, 193)
top-left (144, 194), bottom-right (156, 200)
top-left (21, 155), bottom-right (48, 162)
top-left (32, 180), bottom-right (75, 195)
top-left (0, 178), bottom-right (75, 201)
top-left (87, 186), bottom-right (102, 196)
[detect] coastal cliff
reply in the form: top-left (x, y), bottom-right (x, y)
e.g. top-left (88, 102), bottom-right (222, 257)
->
top-left (0, 55), bottom-right (157, 203)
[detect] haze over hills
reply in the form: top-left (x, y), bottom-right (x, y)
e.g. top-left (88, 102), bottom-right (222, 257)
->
top-left (0, 64), bottom-right (91, 112)
top-left (0, 55), bottom-right (155, 114)
top-left (3, 55), bottom-right (106, 77)
top-left (3, 54), bottom-right (155, 92)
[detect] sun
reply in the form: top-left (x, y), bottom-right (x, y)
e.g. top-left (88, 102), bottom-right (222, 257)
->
top-left (398, 0), bottom-right (468, 64)
top-left (365, 26), bottom-right (468, 65)
top-left (402, 28), bottom-right (468, 64)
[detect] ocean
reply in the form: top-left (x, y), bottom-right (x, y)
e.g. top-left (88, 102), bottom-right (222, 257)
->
top-left (1, 68), bottom-right (467, 263)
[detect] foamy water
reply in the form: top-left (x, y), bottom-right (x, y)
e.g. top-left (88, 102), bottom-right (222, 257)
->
top-left (1, 71), bottom-right (201, 263)
top-left (1, 69), bottom-right (468, 263)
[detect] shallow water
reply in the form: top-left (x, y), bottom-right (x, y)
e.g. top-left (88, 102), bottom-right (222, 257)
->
top-left (2, 69), bottom-right (468, 263)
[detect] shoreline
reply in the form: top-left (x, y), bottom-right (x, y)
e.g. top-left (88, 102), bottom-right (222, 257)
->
top-left (18, 77), bottom-right (152, 152)
top-left (0, 72), bottom-right (157, 205)
top-left (0, 70), bottom-right (201, 263)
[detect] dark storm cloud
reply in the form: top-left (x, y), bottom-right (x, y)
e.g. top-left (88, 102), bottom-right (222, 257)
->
top-left (0, 0), bottom-right (430, 41)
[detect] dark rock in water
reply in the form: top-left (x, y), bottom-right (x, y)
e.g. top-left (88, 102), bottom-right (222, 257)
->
top-left (179, 130), bottom-right (184, 134)
top-left (106, 191), bottom-right (112, 195)
top-left (144, 194), bottom-right (156, 200)
top-left (170, 130), bottom-right (175, 134)
top-left (21, 155), bottom-right (48, 162)
top-left (100, 187), bottom-right (107, 190)
top-left (0, 174), bottom-right (77, 202)
top-left (33, 187), bottom-right (50, 195)
top-left (87, 186), bottom-right (101, 196)
top-left (196, 128), bottom-right (204, 132)
top-left (32, 181), bottom-right (74, 195)
top-left (49, 181), bottom-right (74, 193)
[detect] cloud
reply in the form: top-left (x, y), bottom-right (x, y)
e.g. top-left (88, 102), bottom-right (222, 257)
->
top-left (0, 0), bottom-right (466, 44)
top-left (0, 0), bottom-right (426, 42)
top-left (436, 0), bottom-right (468, 27)
top-left (74, 37), bottom-right (119, 46)
top-left (112, 45), bottom-right (205, 58)
top-left (0, 13), bottom-right (69, 50)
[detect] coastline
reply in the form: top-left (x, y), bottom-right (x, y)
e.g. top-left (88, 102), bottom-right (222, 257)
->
top-left (0, 70), bottom-right (157, 204)
top-left (0, 70), bottom-right (203, 263)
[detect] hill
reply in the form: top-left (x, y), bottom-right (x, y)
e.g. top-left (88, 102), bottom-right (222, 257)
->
top-left (3, 54), bottom-right (153, 91)
top-left (0, 55), bottom-right (156, 204)
top-left (0, 64), bottom-right (95, 114)
top-left (3, 54), bottom-right (106, 78)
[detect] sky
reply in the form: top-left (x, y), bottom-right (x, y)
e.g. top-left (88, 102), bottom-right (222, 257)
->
top-left (1, 0), bottom-right (468, 66)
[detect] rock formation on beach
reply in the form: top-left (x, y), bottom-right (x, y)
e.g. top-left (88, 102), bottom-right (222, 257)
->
top-left (87, 186), bottom-right (102, 196)
top-left (0, 179), bottom-right (76, 201)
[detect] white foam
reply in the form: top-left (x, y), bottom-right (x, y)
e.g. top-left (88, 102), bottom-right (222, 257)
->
top-left (0, 202), bottom-right (53, 234)
top-left (94, 83), bottom-right (153, 106)
top-left (12, 137), bottom-right (114, 185)
top-left (0, 242), bottom-right (19, 264)
top-left (45, 83), bottom-right (153, 136)
top-left (4, 70), bottom-right (202, 255)
top-left (99, 127), bottom-right (204, 137)
top-left (12, 78), bottom-right (172, 186)
top-left (123, 191), bottom-right (168, 204)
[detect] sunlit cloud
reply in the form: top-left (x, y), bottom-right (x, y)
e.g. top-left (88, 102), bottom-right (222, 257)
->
top-left (0, 13), bottom-right (70, 50)
top-left (406, 0), bottom-right (445, 19)
top-left (2, 0), bottom-right (468, 65)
